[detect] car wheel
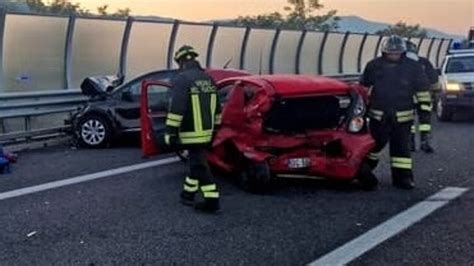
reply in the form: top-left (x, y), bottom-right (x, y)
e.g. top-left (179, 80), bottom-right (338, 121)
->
top-left (77, 114), bottom-right (113, 148)
top-left (436, 98), bottom-right (453, 122)
top-left (240, 161), bottom-right (273, 194)
top-left (357, 161), bottom-right (378, 191)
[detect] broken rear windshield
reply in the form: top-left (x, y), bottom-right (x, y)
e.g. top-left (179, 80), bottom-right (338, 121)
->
top-left (263, 95), bottom-right (350, 134)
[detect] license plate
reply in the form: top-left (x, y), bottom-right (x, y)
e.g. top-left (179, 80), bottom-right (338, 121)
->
top-left (288, 158), bottom-right (311, 169)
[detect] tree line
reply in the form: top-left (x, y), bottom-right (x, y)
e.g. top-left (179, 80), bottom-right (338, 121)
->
top-left (24, 0), bottom-right (428, 38)
top-left (225, 0), bottom-right (428, 38)
top-left (25, 0), bottom-right (131, 18)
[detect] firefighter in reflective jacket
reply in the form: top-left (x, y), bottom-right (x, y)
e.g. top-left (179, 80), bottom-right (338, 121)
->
top-left (162, 45), bottom-right (222, 213)
top-left (406, 40), bottom-right (438, 153)
top-left (360, 35), bottom-right (430, 190)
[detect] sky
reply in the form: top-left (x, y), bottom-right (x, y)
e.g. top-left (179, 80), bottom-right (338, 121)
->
top-left (69, 0), bottom-right (473, 35)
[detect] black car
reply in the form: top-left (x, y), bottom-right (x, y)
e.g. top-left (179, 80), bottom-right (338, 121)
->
top-left (70, 69), bottom-right (249, 148)
top-left (69, 70), bottom-right (177, 148)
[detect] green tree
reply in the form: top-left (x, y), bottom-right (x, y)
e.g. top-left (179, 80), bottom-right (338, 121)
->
top-left (25, 0), bottom-right (47, 13)
top-left (229, 0), bottom-right (339, 31)
top-left (26, 0), bottom-right (130, 18)
top-left (376, 21), bottom-right (428, 38)
top-left (96, 4), bottom-right (131, 17)
top-left (232, 12), bottom-right (285, 28)
top-left (96, 4), bottom-right (109, 16)
top-left (113, 8), bottom-right (131, 18)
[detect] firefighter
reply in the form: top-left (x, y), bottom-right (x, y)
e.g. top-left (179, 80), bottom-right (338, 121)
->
top-left (406, 40), bottom-right (438, 153)
top-left (161, 45), bottom-right (222, 213)
top-left (361, 35), bottom-right (430, 190)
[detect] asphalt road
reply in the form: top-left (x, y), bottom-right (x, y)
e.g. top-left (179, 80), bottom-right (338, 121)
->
top-left (0, 118), bottom-right (473, 265)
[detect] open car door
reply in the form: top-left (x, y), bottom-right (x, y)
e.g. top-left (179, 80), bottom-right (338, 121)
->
top-left (140, 80), bottom-right (172, 157)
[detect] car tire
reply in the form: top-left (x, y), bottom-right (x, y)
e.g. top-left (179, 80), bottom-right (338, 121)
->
top-left (357, 161), bottom-right (378, 191)
top-left (240, 161), bottom-right (273, 194)
top-left (436, 98), bottom-right (453, 122)
top-left (77, 114), bottom-right (113, 148)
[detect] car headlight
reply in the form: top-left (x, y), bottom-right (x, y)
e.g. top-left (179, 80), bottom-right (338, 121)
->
top-left (446, 82), bottom-right (463, 91)
top-left (348, 116), bottom-right (365, 133)
top-left (351, 94), bottom-right (366, 116)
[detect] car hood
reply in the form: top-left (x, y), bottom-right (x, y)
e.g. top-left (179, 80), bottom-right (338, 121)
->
top-left (444, 73), bottom-right (474, 83)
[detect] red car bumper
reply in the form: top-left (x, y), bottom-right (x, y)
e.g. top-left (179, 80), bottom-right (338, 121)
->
top-left (208, 130), bottom-right (375, 181)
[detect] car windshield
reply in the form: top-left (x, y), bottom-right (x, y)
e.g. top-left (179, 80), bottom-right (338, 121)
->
top-left (112, 70), bottom-right (178, 95)
top-left (446, 56), bottom-right (474, 73)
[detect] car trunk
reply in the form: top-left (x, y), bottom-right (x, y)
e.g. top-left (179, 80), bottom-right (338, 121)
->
top-left (254, 93), bottom-right (368, 177)
top-left (258, 93), bottom-right (353, 159)
top-left (263, 94), bottom-right (351, 134)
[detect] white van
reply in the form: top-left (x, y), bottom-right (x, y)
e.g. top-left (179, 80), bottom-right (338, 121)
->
top-left (436, 50), bottom-right (474, 121)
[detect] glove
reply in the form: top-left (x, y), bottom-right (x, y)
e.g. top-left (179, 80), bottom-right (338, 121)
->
top-left (158, 133), bottom-right (179, 149)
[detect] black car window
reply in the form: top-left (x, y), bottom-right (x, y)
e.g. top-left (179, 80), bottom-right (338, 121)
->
top-left (148, 85), bottom-right (170, 112)
top-left (116, 70), bottom-right (178, 101)
top-left (242, 85), bottom-right (256, 104)
top-left (218, 84), bottom-right (235, 105)
top-left (218, 82), bottom-right (256, 107)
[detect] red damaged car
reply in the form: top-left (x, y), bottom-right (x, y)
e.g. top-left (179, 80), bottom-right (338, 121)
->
top-left (141, 75), bottom-right (377, 192)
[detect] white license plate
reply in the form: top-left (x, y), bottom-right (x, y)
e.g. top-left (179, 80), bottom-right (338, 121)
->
top-left (288, 158), bottom-right (311, 169)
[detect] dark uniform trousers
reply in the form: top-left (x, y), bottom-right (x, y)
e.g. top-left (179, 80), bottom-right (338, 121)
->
top-left (411, 57), bottom-right (438, 143)
top-left (367, 114), bottom-right (413, 182)
top-left (183, 147), bottom-right (219, 200)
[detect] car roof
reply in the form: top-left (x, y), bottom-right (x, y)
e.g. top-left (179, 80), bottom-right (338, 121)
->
top-left (232, 74), bottom-right (352, 96)
top-left (206, 68), bottom-right (250, 81)
top-left (114, 68), bottom-right (249, 92)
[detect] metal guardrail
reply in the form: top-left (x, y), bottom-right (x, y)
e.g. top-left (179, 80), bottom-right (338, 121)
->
top-left (0, 74), bottom-right (361, 145)
top-left (0, 90), bottom-right (87, 144)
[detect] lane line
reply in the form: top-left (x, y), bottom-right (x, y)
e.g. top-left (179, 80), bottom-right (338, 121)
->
top-left (0, 156), bottom-right (180, 201)
top-left (308, 187), bottom-right (469, 266)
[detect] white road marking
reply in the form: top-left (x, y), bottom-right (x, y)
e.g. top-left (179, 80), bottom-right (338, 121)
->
top-left (309, 187), bottom-right (469, 266)
top-left (0, 156), bottom-right (180, 201)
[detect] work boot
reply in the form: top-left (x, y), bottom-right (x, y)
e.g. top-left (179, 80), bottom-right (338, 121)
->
top-left (358, 162), bottom-right (379, 191)
top-left (194, 199), bottom-right (221, 214)
top-left (420, 141), bottom-right (434, 153)
top-left (420, 133), bottom-right (434, 154)
top-left (393, 176), bottom-right (415, 190)
top-left (179, 191), bottom-right (195, 207)
top-left (366, 159), bottom-right (379, 170)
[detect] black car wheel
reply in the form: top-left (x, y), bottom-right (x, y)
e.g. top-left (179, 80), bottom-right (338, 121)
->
top-left (77, 114), bottom-right (113, 148)
top-left (436, 98), bottom-right (453, 122)
top-left (240, 161), bottom-right (273, 194)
